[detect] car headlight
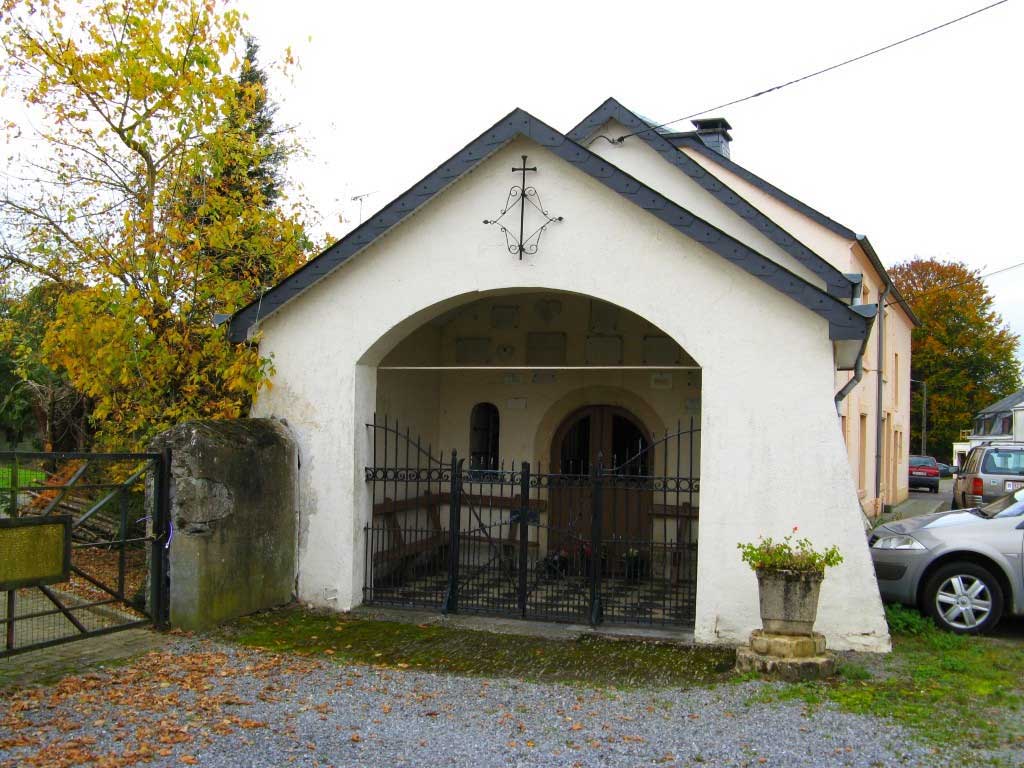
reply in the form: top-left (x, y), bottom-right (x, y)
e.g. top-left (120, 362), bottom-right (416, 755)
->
top-left (871, 534), bottom-right (925, 550)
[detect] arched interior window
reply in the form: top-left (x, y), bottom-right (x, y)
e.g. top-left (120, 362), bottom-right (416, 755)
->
top-left (469, 403), bottom-right (500, 471)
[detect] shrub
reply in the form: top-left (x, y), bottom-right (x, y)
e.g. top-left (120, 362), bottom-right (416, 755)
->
top-left (884, 604), bottom-right (933, 636)
top-left (737, 528), bottom-right (843, 574)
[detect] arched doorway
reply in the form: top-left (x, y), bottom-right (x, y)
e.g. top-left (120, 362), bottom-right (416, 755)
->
top-left (549, 405), bottom-right (652, 570)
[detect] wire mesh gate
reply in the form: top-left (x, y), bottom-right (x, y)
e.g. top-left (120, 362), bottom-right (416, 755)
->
top-left (364, 416), bottom-right (699, 627)
top-left (0, 450), bottom-right (170, 657)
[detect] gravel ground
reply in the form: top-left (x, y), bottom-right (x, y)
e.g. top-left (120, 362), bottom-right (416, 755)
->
top-left (2, 637), bottom-right (938, 768)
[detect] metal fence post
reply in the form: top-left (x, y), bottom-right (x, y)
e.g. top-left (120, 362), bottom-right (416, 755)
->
top-left (518, 461), bottom-right (530, 618)
top-left (589, 455), bottom-right (604, 627)
top-left (7, 454), bottom-right (20, 651)
top-left (150, 447), bottom-right (171, 629)
top-left (442, 451), bottom-right (462, 615)
top-left (10, 452), bottom-right (19, 517)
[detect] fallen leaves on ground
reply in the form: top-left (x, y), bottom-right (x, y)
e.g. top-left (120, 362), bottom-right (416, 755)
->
top-left (0, 648), bottom-right (320, 768)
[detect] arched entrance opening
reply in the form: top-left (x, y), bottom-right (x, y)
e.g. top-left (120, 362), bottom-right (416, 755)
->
top-left (360, 289), bottom-right (700, 627)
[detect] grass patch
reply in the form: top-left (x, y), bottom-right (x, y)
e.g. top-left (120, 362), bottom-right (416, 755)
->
top-left (220, 605), bottom-right (735, 689)
top-left (0, 465), bottom-right (46, 489)
top-left (758, 605), bottom-right (1024, 765)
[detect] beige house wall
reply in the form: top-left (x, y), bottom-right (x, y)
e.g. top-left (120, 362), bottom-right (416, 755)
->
top-left (681, 147), bottom-right (914, 515)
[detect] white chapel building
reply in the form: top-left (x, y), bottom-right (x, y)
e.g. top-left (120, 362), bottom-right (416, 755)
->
top-left (228, 99), bottom-right (913, 652)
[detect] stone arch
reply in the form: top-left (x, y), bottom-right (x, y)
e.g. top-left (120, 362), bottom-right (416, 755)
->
top-left (532, 386), bottom-right (667, 468)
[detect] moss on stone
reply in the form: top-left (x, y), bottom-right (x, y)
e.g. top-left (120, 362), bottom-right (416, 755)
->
top-left (220, 605), bottom-right (735, 689)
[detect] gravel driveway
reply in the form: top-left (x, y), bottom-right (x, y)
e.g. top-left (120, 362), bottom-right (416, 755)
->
top-left (2, 637), bottom-right (934, 768)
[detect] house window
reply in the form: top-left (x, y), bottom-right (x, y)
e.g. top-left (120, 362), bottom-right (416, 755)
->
top-left (469, 403), bottom-right (500, 471)
top-left (894, 353), bottom-right (899, 406)
top-left (858, 414), bottom-right (868, 492)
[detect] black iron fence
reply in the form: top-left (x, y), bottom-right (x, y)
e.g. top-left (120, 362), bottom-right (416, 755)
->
top-left (0, 450), bottom-right (170, 657)
top-left (364, 416), bottom-right (699, 628)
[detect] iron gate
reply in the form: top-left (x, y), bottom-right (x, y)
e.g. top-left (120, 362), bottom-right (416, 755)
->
top-left (0, 450), bottom-right (170, 657)
top-left (363, 416), bottom-right (698, 627)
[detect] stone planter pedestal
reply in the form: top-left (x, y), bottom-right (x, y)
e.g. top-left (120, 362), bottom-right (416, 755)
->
top-left (735, 570), bottom-right (836, 680)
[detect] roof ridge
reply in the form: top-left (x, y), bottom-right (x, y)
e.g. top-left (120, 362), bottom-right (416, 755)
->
top-left (566, 98), bottom-right (853, 301)
top-left (228, 106), bottom-right (871, 348)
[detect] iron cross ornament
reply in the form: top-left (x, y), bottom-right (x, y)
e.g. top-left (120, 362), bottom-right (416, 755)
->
top-left (483, 154), bottom-right (563, 259)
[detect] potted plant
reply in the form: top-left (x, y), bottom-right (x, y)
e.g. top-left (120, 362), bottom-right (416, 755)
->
top-left (737, 528), bottom-right (843, 636)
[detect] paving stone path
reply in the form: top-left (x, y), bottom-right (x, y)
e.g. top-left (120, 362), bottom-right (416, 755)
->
top-left (0, 627), bottom-right (169, 688)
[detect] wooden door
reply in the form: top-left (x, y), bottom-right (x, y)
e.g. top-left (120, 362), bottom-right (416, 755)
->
top-left (548, 406), bottom-right (651, 569)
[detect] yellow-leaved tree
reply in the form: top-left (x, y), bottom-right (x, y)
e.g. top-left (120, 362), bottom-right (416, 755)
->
top-left (0, 0), bottom-right (310, 449)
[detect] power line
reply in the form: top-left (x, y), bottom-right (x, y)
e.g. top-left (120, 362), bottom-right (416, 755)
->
top-left (614, 0), bottom-right (1011, 143)
top-left (885, 259), bottom-right (1024, 310)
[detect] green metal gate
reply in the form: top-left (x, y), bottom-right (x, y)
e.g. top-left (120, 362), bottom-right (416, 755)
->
top-left (0, 450), bottom-right (170, 657)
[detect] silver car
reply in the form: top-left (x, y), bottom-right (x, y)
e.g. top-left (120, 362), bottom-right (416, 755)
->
top-left (870, 489), bottom-right (1024, 633)
top-left (952, 443), bottom-right (1024, 508)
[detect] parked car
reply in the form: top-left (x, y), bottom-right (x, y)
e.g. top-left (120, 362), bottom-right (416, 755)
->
top-left (952, 443), bottom-right (1024, 509)
top-left (937, 462), bottom-right (953, 478)
top-left (908, 455), bottom-right (940, 493)
top-left (870, 488), bottom-right (1024, 633)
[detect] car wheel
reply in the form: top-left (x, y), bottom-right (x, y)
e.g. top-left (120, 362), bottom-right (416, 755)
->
top-left (931, 486), bottom-right (938, 494)
top-left (923, 562), bottom-right (1003, 634)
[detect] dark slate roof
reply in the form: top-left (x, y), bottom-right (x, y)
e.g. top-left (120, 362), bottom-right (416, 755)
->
top-left (566, 98), bottom-right (852, 301)
top-left (640, 121), bottom-right (918, 326)
top-left (674, 134), bottom-right (859, 239)
top-left (980, 388), bottom-right (1024, 415)
top-left (228, 107), bottom-right (872, 346)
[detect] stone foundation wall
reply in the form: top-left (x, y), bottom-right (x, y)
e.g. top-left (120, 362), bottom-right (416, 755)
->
top-left (150, 419), bottom-right (297, 630)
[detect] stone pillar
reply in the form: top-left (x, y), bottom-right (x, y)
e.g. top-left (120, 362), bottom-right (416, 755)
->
top-left (150, 419), bottom-right (297, 630)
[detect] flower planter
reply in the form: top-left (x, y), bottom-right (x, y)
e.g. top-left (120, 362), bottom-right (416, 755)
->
top-left (756, 569), bottom-right (823, 636)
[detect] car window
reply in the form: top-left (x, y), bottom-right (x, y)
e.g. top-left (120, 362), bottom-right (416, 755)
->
top-left (965, 449), bottom-right (982, 473)
top-left (909, 457), bottom-right (937, 467)
top-left (981, 450), bottom-right (1024, 476)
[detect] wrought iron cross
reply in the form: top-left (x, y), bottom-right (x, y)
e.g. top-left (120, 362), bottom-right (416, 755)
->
top-left (483, 154), bottom-right (563, 260)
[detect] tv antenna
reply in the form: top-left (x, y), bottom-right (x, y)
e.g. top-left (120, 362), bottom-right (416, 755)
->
top-left (351, 191), bottom-right (377, 224)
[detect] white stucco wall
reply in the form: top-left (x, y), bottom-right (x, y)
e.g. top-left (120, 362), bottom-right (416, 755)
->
top-left (588, 121), bottom-right (824, 290)
top-left (251, 136), bottom-right (890, 652)
top-left (682, 146), bottom-right (914, 508)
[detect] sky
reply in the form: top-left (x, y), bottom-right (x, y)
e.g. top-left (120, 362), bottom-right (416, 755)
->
top-left (242, 0), bottom-right (1023, 362)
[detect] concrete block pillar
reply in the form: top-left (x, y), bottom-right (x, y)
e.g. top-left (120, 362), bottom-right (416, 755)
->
top-left (150, 419), bottom-right (298, 630)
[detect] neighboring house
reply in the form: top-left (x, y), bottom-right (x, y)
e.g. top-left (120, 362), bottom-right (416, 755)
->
top-left (227, 98), bottom-right (904, 652)
top-left (952, 388), bottom-right (1024, 467)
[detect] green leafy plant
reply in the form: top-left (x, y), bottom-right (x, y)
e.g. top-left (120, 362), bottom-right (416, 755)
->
top-left (736, 528), bottom-right (843, 574)
top-left (884, 604), bottom-right (934, 636)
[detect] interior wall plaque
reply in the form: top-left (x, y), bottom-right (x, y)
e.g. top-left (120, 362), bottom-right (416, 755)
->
top-left (642, 335), bottom-right (682, 366)
top-left (455, 337), bottom-right (491, 364)
top-left (585, 335), bottom-right (623, 365)
top-left (589, 300), bottom-right (619, 334)
top-left (533, 298), bottom-right (562, 326)
top-left (526, 332), bottom-right (566, 365)
top-left (494, 344), bottom-right (517, 362)
top-left (490, 305), bottom-right (519, 329)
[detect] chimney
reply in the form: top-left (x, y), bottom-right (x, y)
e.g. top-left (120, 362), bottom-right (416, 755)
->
top-left (691, 118), bottom-right (733, 159)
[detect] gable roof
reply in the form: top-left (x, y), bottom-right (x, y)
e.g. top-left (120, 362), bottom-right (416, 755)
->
top-left (566, 98), bottom-right (853, 301)
top-left (660, 125), bottom-right (919, 327)
top-left (979, 387), bottom-right (1024, 415)
top-left (228, 107), bottom-right (873, 348)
